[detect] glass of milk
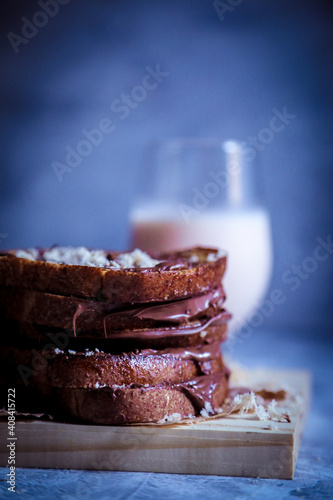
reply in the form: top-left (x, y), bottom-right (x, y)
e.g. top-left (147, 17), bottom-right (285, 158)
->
top-left (130, 138), bottom-right (273, 334)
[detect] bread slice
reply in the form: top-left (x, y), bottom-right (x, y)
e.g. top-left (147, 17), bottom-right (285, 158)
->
top-left (54, 370), bottom-right (229, 424)
top-left (0, 246), bottom-right (226, 302)
top-left (1, 318), bottom-right (228, 351)
top-left (1, 341), bottom-right (224, 388)
top-left (45, 342), bottom-right (225, 388)
top-left (0, 286), bottom-right (226, 334)
top-left (0, 341), bottom-right (229, 424)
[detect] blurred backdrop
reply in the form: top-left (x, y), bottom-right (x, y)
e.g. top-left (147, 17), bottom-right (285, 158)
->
top-left (0, 0), bottom-right (332, 335)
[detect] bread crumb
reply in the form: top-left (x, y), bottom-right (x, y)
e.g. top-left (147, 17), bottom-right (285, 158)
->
top-left (115, 249), bottom-right (161, 268)
top-left (200, 401), bottom-right (213, 418)
top-left (43, 247), bottom-right (114, 267)
top-left (14, 249), bottom-right (39, 260)
top-left (13, 246), bottom-right (121, 268)
top-left (231, 391), bottom-right (290, 422)
top-left (93, 382), bottom-right (107, 389)
top-left (207, 249), bottom-right (225, 262)
top-left (158, 413), bottom-right (182, 423)
top-left (84, 350), bottom-right (94, 357)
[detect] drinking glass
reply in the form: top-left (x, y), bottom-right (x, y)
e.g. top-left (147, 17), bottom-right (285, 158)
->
top-left (129, 138), bottom-right (273, 334)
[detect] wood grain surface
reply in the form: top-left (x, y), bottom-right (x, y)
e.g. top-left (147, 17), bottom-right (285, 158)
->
top-left (0, 368), bottom-right (311, 479)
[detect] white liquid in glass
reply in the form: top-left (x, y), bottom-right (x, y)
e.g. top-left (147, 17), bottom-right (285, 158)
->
top-left (131, 206), bottom-right (273, 333)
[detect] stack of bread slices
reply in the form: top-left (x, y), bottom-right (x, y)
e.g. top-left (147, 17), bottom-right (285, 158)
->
top-left (0, 246), bottom-right (231, 425)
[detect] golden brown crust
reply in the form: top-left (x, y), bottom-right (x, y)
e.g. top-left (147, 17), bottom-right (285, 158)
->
top-left (0, 342), bottom-right (224, 387)
top-left (0, 247), bottom-right (226, 302)
top-left (45, 345), bottom-right (224, 388)
top-left (54, 371), bottom-right (229, 424)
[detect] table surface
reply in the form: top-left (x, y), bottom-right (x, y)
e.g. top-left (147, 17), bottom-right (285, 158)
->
top-left (1, 328), bottom-right (332, 500)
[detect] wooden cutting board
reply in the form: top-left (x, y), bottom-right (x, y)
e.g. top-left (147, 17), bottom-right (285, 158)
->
top-left (0, 368), bottom-right (311, 479)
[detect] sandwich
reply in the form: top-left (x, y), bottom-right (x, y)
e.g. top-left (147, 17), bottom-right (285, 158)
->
top-left (0, 246), bottom-right (231, 425)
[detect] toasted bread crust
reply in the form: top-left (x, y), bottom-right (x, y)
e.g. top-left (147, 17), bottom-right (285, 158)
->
top-left (54, 371), bottom-right (229, 424)
top-left (45, 345), bottom-right (224, 388)
top-left (1, 342), bottom-right (224, 388)
top-left (0, 247), bottom-right (226, 302)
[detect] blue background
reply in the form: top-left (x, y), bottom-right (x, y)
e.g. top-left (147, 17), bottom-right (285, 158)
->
top-left (0, 0), bottom-right (332, 335)
top-left (0, 2), bottom-right (333, 497)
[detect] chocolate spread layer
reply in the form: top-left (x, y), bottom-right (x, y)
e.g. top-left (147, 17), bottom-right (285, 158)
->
top-left (176, 370), bottom-right (227, 414)
top-left (71, 286), bottom-right (226, 337)
top-left (100, 311), bottom-right (231, 340)
top-left (107, 287), bottom-right (226, 322)
top-left (0, 285), bottom-right (228, 337)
